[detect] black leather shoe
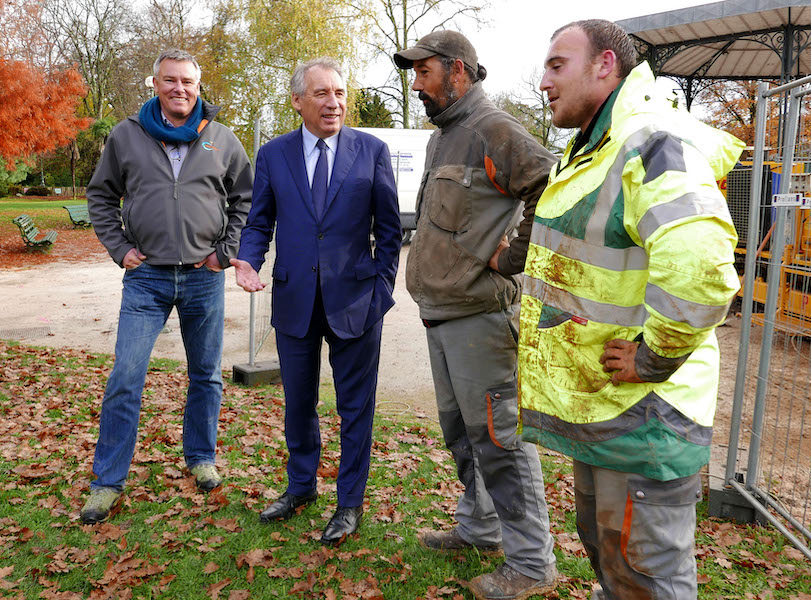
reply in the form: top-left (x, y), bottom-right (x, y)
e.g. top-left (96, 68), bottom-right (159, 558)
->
top-left (320, 506), bottom-right (363, 546)
top-left (259, 491), bottom-right (318, 523)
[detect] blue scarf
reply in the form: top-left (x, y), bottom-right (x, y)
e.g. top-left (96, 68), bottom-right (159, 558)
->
top-left (138, 96), bottom-right (204, 143)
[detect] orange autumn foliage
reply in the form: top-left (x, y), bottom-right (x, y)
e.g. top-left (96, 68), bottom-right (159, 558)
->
top-left (0, 58), bottom-right (91, 168)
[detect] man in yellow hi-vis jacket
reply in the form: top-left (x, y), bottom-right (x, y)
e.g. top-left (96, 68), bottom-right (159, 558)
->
top-left (518, 19), bottom-right (743, 600)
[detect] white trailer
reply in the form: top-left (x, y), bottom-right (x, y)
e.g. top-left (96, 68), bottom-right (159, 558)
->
top-left (354, 127), bottom-right (434, 243)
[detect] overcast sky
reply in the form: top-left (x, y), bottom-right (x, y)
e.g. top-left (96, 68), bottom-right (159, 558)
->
top-left (356, 0), bottom-right (714, 103)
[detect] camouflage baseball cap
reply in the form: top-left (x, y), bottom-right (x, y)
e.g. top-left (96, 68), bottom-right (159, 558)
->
top-left (394, 30), bottom-right (478, 71)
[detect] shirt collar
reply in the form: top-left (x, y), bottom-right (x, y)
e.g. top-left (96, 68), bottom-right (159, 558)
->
top-left (160, 110), bottom-right (176, 129)
top-left (301, 125), bottom-right (339, 157)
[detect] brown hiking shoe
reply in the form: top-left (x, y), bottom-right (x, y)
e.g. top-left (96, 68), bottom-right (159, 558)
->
top-left (468, 563), bottom-right (558, 600)
top-left (418, 527), bottom-right (502, 556)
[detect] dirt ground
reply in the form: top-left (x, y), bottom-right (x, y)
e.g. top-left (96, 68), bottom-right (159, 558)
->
top-left (0, 243), bottom-right (439, 418)
top-left (0, 216), bottom-right (753, 435)
top-left (0, 237), bottom-right (745, 429)
top-left (5, 223), bottom-right (811, 533)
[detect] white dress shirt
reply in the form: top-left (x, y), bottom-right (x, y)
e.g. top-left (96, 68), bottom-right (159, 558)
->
top-left (301, 125), bottom-right (339, 187)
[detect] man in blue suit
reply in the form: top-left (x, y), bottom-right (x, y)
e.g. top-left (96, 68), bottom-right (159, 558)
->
top-left (231, 56), bottom-right (401, 546)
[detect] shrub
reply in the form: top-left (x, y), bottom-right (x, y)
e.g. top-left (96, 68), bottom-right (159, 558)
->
top-left (24, 185), bottom-right (51, 196)
top-left (8, 185), bottom-right (23, 195)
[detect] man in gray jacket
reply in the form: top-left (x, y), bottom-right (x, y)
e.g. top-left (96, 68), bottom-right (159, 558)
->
top-left (394, 31), bottom-right (558, 600)
top-left (81, 49), bottom-right (253, 524)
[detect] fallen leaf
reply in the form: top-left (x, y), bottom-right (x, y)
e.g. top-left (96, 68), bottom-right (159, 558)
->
top-left (207, 578), bottom-right (231, 600)
top-left (204, 562), bottom-right (219, 574)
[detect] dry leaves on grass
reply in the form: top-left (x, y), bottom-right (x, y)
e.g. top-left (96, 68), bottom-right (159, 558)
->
top-left (1, 340), bottom-right (810, 599)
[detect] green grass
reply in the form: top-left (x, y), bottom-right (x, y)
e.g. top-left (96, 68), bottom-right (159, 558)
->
top-left (1, 196), bottom-right (86, 212)
top-left (0, 339), bottom-right (809, 599)
top-left (1, 196), bottom-right (87, 234)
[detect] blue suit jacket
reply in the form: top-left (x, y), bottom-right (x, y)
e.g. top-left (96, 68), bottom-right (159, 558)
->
top-left (238, 126), bottom-right (401, 340)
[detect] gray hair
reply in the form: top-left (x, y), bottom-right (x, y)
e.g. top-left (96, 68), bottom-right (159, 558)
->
top-left (153, 49), bottom-right (202, 81)
top-left (291, 57), bottom-right (344, 96)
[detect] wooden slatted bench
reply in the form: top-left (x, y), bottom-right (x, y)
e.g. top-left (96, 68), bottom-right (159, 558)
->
top-left (12, 214), bottom-right (57, 251)
top-left (63, 204), bottom-right (92, 227)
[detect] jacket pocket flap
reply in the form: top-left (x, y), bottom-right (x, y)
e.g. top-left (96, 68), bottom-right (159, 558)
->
top-left (272, 266), bottom-right (288, 282)
top-left (354, 261), bottom-right (377, 280)
top-left (434, 164), bottom-right (471, 187)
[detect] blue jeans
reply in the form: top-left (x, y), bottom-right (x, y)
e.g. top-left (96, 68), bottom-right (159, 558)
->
top-left (91, 263), bottom-right (225, 491)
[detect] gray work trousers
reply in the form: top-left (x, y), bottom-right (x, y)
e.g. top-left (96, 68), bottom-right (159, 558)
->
top-left (425, 306), bottom-right (556, 580)
top-left (574, 460), bottom-right (702, 600)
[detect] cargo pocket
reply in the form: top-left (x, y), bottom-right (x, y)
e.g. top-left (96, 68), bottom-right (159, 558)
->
top-left (621, 473), bottom-right (701, 578)
top-left (485, 380), bottom-right (521, 451)
top-left (427, 164), bottom-right (472, 233)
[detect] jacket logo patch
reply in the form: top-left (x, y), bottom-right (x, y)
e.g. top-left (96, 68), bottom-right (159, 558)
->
top-left (202, 141), bottom-right (220, 151)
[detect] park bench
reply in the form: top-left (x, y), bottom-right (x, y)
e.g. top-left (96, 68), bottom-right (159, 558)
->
top-left (63, 204), bottom-right (92, 228)
top-left (12, 214), bottom-right (57, 251)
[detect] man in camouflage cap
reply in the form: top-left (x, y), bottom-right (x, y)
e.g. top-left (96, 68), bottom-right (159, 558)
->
top-left (394, 30), bottom-right (559, 600)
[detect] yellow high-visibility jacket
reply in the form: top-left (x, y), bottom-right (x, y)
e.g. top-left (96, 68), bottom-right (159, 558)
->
top-left (518, 63), bottom-right (743, 481)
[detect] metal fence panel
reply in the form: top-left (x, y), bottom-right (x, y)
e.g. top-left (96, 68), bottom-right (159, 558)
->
top-left (714, 77), bottom-right (811, 560)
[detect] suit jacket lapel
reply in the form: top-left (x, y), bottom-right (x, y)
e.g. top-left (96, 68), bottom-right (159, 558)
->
top-left (325, 127), bottom-right (359, 215)
top-left (281, 128), bottom-right (315, 219)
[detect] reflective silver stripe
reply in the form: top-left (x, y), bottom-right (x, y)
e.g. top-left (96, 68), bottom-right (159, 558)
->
top-left (521, 391), bottom-right (713, 445)
top-left (583, 126), bottom-right (659, 245)
top-left (523, 275), bottom-right (648, 327)
top-left (535, 224), bottom-right (648, 272)
top-left (646, 282), bottom-right (730, 328)
top-left (637, 192), bottom-right (730, 244)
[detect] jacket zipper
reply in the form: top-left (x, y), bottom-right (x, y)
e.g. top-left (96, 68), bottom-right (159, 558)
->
top-left (555, 131), bottom-right (611, 177)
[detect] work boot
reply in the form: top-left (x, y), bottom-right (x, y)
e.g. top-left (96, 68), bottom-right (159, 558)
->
top-left (190, 464), bottom-right (223, 492)
top-left (80, 487), bottom-right (122, 524)
top-left (418, 527), bottom-right (502, 556)
top-left (468, 563), bottom-right (558, 600)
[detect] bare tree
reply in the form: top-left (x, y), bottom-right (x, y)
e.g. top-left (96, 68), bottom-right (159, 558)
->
top-left (41, 0), bottom-right (134, 121)
top-left (349, 0), bottom-right (487, 128)
top-left (113, 0), bottom-right (207, 119)
top-left (0, 0), bottom-right (55, 68)
top-left (493, 67), bottom-right (569, 153)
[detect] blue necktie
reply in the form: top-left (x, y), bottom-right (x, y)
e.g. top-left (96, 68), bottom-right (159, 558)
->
top-left (312, 139), bottom-right (328, 220)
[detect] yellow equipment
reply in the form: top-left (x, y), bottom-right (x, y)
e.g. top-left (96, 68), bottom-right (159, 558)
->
top-left (725, 162), bottom-right (811, 335)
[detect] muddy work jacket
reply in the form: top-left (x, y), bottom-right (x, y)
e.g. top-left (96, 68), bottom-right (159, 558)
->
top-left (518, 63), bottom-right (743, 481)
top-left (406, 82), bottom-right (557, 320)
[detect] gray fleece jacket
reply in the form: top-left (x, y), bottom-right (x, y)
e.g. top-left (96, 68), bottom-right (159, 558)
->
top-left (87, 101), bottom-right (253, 268)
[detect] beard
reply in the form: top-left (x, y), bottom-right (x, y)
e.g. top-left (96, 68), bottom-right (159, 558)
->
top-left (419, 73), bottom-right (458, 118)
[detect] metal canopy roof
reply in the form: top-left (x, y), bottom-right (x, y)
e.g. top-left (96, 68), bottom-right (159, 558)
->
top-left (617, 0), bottom-right (811, 83)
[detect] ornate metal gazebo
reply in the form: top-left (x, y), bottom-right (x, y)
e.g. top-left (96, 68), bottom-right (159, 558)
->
top-left (617, 0), bottom-right (811, 109)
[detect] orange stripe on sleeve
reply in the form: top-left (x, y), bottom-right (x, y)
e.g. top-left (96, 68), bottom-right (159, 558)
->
top-left (485, 155), bottom-right (509, 195)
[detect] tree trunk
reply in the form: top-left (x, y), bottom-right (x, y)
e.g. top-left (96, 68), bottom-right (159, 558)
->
top-left (71, 141), bottom-right (79, 199)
